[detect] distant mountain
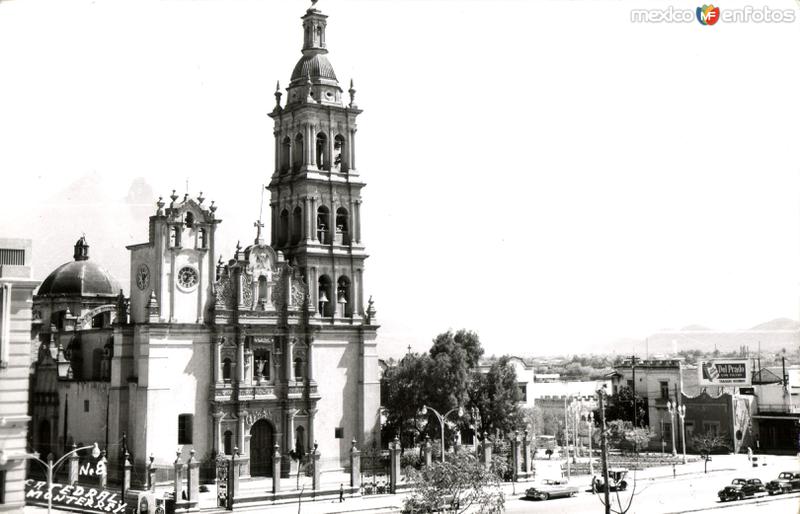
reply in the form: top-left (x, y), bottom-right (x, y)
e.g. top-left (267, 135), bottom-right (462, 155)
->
top-left (680, 324), bottom-right (712, 331)
top-left (749, 318), bottom-right (800, 331)
top-left (642, 319), bottom-right (800, 356)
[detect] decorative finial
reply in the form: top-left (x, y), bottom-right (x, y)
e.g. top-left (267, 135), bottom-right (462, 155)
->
top-left (183, 192), bottom-right (189, 203)
top-left (348, 79), bottom-right (357, 108)
top-left (156, 197), bottom-right (165, 216)
top-left (366, 295), bottom-right (376, 323)
top-left (197, 192), bottom-right (205, 204)
top-left (274, 81), bottom-right (282, 110)
top-left (235, 240), bottom-right (242, 253)
top-left (170, 189), bottom-right (178, 204)
top-left (209, 200), bottom-right (217, 213)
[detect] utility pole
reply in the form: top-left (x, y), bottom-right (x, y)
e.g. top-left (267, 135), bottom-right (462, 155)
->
top-left (564, 396), bottom-right (570, 479)
top-left (630, 355), bottom-right (640, 427)
top-left (599, 389), bottom-right (611, 514)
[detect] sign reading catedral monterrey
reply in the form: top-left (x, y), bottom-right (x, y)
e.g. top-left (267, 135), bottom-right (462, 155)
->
top-left (25, 480), bottom-right (127, 514)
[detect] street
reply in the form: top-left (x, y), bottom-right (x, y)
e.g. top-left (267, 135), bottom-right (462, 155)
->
top-left (504, 457), bottom-right (800, 513)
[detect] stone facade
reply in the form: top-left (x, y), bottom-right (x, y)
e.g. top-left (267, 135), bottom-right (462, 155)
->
top-left (0, 238), bottom-right (38, 512)
top-left (27, 4), bottom-right (380, 485)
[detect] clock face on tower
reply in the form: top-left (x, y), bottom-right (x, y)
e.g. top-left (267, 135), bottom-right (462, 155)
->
top-left (136, 264), bottom-right (150, 290)
top-left (177, 266), bottom-right (199, 290)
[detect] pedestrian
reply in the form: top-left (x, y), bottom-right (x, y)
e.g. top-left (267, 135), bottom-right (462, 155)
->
top-left (672, 463), bottom-right (676, 479)
top-left (339, 483), bottom-right (344, 502)
top-left (747, 446), bottom-right (753, 464)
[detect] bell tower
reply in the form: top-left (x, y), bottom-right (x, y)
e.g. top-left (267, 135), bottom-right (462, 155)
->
top-left (268, 3), bottom-right (366, 322)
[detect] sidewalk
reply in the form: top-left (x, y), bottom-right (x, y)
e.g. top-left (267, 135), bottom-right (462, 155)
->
top-left (26, 453), bottom-right (798, 514)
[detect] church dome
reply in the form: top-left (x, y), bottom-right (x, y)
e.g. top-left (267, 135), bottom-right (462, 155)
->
top-left (37, 237), bottom-right (121, 298)
top-left (290, 53), bottom-right (338, 84)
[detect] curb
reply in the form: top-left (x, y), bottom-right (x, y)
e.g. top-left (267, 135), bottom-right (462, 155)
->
top-left (663, 491), bottom-right (800, 513)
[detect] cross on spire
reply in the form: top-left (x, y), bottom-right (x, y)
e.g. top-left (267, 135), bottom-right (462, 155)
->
top-left (254, 220), bottom-right (265, 244)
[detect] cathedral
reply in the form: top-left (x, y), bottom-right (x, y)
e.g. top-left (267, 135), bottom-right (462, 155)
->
top-left (29, 4), bottom-right (380, 481)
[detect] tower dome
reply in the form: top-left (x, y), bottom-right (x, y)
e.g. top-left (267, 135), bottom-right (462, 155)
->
top-left (283, 5), bottom-right (343, 107)
top-left (37, 237), bottom-right (121, 297)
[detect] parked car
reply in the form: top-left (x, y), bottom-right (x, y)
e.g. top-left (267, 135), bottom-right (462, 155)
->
top-left (592, 469), bottom-right (629, 493)
top-left (766, 471), bottom-right (800, 495)
top-left (525, 479), bottom-right (579, 501)
top-left (717, 478), bottom-right (766, 501)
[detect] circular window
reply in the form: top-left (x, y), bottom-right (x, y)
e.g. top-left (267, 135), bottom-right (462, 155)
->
top-left (177, 266), bottom-right (199, 290)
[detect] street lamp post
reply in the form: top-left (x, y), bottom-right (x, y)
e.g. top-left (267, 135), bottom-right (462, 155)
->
top-left (586, 412), bottom-right (595, 476)
top-left (420, 405), bottom-right (463, 462)
top-left (29, 443), bottom-right (101, 514)
top-left (470, 407), bottom-right (481, 455)
top-left (666, 401), bottom-right (677, 457)
top-left (678, 404), bottom-right (687, 464)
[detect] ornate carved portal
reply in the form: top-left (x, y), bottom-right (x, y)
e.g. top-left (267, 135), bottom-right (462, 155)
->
top-left (249, 419), bottom-right (275, 477)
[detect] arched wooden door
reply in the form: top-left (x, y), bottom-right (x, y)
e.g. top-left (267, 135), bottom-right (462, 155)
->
top-left (250, 419), bottom-right (274, 477)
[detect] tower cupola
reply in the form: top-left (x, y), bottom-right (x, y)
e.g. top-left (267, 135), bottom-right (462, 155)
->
top-left (286, 4), bottom-right (342, 107)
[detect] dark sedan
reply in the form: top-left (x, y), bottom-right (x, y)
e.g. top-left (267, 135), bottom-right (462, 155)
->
top-left (766, 471), bottom-right (800, 495)
top-left (718, 478), bottom-right (766, 501)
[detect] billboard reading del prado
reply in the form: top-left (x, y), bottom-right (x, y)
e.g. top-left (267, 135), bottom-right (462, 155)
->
top-left (698, 359), bottom-right (751, 386)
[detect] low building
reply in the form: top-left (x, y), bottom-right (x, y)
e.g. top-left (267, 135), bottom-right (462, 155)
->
top-left (680, 391), bottom-right (755, 455)
top-left (0, 238), bottom-right (39, 512)
top-left (749, 365), bottom-right (800, 453)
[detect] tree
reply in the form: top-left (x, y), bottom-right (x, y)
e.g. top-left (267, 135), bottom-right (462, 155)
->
top-left (623, 426), bottom-right (654, 454)
top-left (601, 420), bottom-right (653, 454)
top-left (381, 330), bottom-right (486, 448)
top-left (594, 387), bottom-right (647, 427)
top-left (425, 330), bottom-right (485, 419)
top-left (403, 453), bottom-right (504, 514)
top-left (691, 432), bottom-right (729, 474)
top-left (381, 353), bottom-right (434, 446)
top-left (469, 356), bottom-right (523, 436)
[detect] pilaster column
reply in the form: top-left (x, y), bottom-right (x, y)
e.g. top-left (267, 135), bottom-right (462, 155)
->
top-left (356, 269), bottom-right (364, 317)
top-left (169, 248), bottom-right (176, 322)
top-left (286, 339), bottom-right (294, 382)
top-left (307, 124), bottom-right (315, 168)
top-left (307, 340), bottom-right (315, 383)
top-left (310, 197), bottom-right (318, 242)
top-left (286, 410), bottom-right (296, 450)
top-left (354, 200), bottom-right (362, 244)
top-left (237, 413), bottom-right (247, 454)
top-left (308, 409), bottom-right (316, 449)
top-left (238, 338), bottom-right (245, 383)
top-left (270, 202), bottom-right (278, 245)
top-left (350, 129), bottom-right (357, 170)
top-left (310, 267), bottom-right (318, 313)
top-left (274, 133), bottom-right (280, 173)
top-left (212, 411), bottom-right (224, 456)
top-left (304, 196), bottom-right (313, 243)
top-left (213, 339), bottom-right (221, 383)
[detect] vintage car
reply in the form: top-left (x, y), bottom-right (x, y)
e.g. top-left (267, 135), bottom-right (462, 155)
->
top-left (766, 471), bottom-right (800, 495)
top-left (717, 478), bottom-right (766, 501)
top-left (525, 478), bottom-right (579, 501)
top-left (592, 469), bottom-right (629, 493)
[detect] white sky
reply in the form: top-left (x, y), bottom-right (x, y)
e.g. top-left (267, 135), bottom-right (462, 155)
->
top-left (0, 0), bottom-right (798, 359)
